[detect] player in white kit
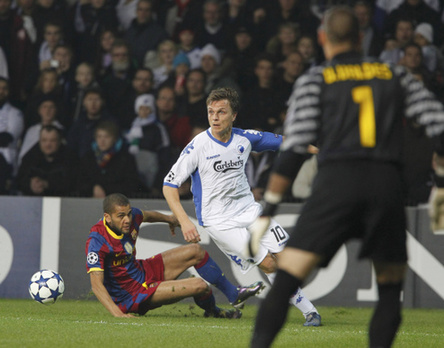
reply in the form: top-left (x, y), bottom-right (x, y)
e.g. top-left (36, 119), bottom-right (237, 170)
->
top-left (163, 87), bottom-right (321, 326)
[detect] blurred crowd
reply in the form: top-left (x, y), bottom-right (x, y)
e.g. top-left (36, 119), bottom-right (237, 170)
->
top-left (0, 0), bottom-right (443, 204)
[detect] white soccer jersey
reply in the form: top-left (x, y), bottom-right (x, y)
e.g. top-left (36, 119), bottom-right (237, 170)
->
top-left (164, 127), bottom-right (282, 226)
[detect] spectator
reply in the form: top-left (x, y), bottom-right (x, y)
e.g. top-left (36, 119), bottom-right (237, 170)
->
top-left (126, 93), bottom-right (171, 195)
top-left (125, 0), bottom-right (169, 67)
top-left (156, 85), bottom-right (192, 156)
top-left (160, 51), bottom-right (191, 97)
top-left (240, 53), bottom-right (281, 131)
top-left (99, 39), bottom-right (138, 130)
top-left (77, 120), bottom-right (142, 198)
top-left (19, 97), bottom-right (64, 163)
top-left (195, 0), bottom-right (228, 52)
top-left (177, 28), bottom-right (201, 69)
top-left (151, 39), bottom-right (178, 89)
top-left (115, 0), bottom-right (138, 30)
top-left (379, 18), bottom-right (414, 65)
top-left (274, 50), bottom-right (305, 108)
top-left (67, 87), bottom-right (113, 158)
top-left (353, 0), bottom-right (384, 57)
top-left (0, 77), bottom-right (24, 182)
top-left (17, 125), bottom-right (78, 196)
top-left (296, 34), bottom-right (320, 69)
top-left (94, 28), bottom-right (116, 79)
top-left (37, 21), bottom-right (63, 70)
top-left (25, 68), bottom-right (62, 128)
top-left (200, 43), bottom-right (242, 98)
top-left (414, 22), bottom-right (444, 73)
top-left (49, 44), bottom-right (76, 125)
top-left (265, 0), bottom-right (320, 43)
top-left (383, 0), bottom-right (443, 46)
top-left (31, 0), bottom-right (69, 47)
top-left (68, 62), bottom-right (99, 125)
top-left (176, 68), bottom-right (208, 136)
top-left (73, 0), bottom-right (119, 64)
top-left (265, 21), bottom-right (300, 68)
top-left (0, 0), bottom-right (35, 104)
top-left (222, 26), bottom-right (258, 94)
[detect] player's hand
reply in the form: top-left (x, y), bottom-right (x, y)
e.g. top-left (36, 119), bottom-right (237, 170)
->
top-left (246, 216), bottom-right (271, 258)
top-left (181, 220), bottom-right (201, 243)
top-left (114, 312), bottom-right (137, 318)
top-left (429, 187), bottom-right (444, 233)
top-left (167, 214), bottom-right (180, 236)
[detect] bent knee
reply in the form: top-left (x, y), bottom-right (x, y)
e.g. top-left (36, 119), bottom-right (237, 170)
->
top-left (258, 254), bottom-right (277, 273)
top-left (192, 278), bottom-right (210, 294)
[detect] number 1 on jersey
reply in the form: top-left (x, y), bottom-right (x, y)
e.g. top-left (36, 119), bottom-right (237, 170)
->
top-left (352, 86), bottom-right (376, 147)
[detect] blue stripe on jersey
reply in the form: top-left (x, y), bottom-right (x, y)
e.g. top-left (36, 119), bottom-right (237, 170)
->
top-left (191, 168), bottom-right (203, 225)
top-left (206, 129), bottom-right (234, 147)
top-left (163, 182), bottom-right (179, 188)
top-left (233, 128), bottom-right (282, 152)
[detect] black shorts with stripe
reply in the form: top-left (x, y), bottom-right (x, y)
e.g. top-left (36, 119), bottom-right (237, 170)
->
top-left (286, 160), bottom-right (408, 267)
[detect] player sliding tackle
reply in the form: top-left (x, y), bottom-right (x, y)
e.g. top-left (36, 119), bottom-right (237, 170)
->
top-left (85, 193), bottom-right (262, 318)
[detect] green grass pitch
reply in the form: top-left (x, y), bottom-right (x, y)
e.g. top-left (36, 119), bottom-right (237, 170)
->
top-left (1, 298), bottom-right (443, 347)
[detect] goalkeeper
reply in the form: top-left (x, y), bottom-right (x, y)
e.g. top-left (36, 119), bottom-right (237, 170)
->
top-left (250, 6), bottom-right (444, 348)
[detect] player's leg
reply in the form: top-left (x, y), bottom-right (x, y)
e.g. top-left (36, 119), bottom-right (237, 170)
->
top-left (251, 247), bottom-right (320, 347)
top-left (161, 243), bottom-right (259, 307)
top-left (258, 218), bottom-right (320, 324)
top-left (145, 277), bottom-right (240, 318)
top-left (369, 261), bottom-right (406, 348)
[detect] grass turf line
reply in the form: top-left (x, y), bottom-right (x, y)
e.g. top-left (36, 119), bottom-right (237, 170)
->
top-left (0, 299), bottom-right (443, 347)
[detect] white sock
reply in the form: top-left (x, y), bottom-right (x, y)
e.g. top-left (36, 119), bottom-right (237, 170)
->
top-left (265, 272), bottom-right (317, 318)
top-left (289, 287), bottom-right (318, 318)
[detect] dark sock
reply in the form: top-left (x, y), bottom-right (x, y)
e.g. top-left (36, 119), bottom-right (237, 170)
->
top-left (369, 282), bottom-right (403, 348)
top-left (194, 288), bottom-right (219, 314)
top-left (251, 270), bottom-right (302, 348)
top-left (195, 251), bottom-right (238, 303)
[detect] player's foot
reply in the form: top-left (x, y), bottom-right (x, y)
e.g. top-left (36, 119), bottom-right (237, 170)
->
top-left (204, 308), bottom-right (242, 319)
top-left (231, 281), bottom-right (266, 309)
top-left (303, 312), bottom-right (321, 327)
top-left (246, 216), bottom-right (271, 257)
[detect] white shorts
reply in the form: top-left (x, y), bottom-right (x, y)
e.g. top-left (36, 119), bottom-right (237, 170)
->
top-left (204, 203), bottom-right (289, 274)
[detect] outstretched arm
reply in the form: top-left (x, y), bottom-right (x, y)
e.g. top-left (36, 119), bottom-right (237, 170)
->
top-left (89, 271), bottom-right (135, 318)
top-left (162, 185), bottom-right (201, 243)
top-left (142, 210), bottom-right (180, 236)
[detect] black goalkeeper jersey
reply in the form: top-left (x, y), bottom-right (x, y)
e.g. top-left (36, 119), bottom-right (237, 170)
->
top-left (282, 51), bottom-right (444, 165)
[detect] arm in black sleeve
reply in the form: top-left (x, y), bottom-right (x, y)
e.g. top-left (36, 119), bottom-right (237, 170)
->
top-left (272, 149), bottom-right (310, 181)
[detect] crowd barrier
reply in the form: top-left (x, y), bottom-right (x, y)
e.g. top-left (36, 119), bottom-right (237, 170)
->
top-left (0, 196), bottom-right (443, 308)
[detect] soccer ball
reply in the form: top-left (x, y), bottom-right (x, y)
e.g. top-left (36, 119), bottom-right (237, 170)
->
top-left (29, 269), bottom-right (65, 304)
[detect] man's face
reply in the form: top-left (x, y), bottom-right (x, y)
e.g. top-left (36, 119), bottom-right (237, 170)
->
top-left (201, 55), bottom-right (217, 74)
top-left (255, 60), bottom-right (274, 83)
top-left (132, 70), bottom-right (153, 94)
top-left (0, 80), bottom-right (9, 103)
top-left (39, 129), bottom-right (60, 156)
top-left (235, 32), bottom-right (251, 51)
top-left (404, 46), bottom-right (422, 69)
top-left (396, 21), bottom-right (413, 45)
top-left (95, 128), bottom-right (115, 152)
top-left (38, 101), bottom-right (57, 125)
top-left (105, 204), bottom-right (132, 234)
top-left (111, 46), bottom-right (130, 72)
top-left (53, 47), bottom-right (72, 70)
top-left (136, 0), bottom-right (152, 24)
top-left (186, 71), bottom-right (205, 96)
top-left (284, 53), bottom-right (304, 78)
top-left (354, 4), bottom-right (370, 29)
top-left (203, 2), bottom-right (221, 26)
top-left (83, 93), bottom-right (103, 116)
top-left (208, 99), bottom-right (236, 139)
top-left (156, 88), bottom-right (175, 117)
top-left (44, 25), bottom-right (62, 48)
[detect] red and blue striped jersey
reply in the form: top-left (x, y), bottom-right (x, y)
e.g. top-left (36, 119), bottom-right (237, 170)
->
top-left (85, 207), bottom-right (147, 310)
